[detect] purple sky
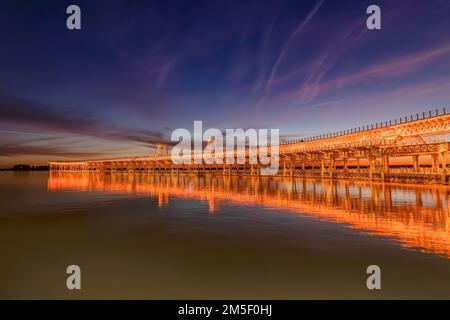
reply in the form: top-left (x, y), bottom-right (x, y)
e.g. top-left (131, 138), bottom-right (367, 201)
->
top-left (1, 0), bottom-right (450, 166)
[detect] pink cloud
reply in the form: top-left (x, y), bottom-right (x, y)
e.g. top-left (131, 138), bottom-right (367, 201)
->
top-left (266, 41), bottom-right (450, 108)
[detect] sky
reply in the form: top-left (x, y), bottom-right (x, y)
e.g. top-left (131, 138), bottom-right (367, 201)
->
top-left (0, 0), bottom-right (450, 166)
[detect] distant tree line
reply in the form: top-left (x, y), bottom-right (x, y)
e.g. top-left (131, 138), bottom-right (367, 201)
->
top-left (0, 164), bottom-right (49, 171)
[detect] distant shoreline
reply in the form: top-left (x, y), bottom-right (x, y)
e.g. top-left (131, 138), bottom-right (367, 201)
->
top-left (0, 165), bottom-right (49, 171)
top-left (0, 169), bottom-right (49, 171)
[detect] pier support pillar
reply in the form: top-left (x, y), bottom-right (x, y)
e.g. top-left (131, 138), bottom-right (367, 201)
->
top-left (369, 155), bottom-right (375, 180)
top-left (381, 154), bottom-right (389, 180)
top-left (321, 158), bottom-right (325, 178)
top-left (432, 154), bottom-right (439, 173)
top-left (440, 150), bottom-right (447, 183)
top-left (343, 155), bottom-right (348, 173)
top-left (413, 155), bottom-right (419, 172)
top-left (329, 158), bottom-right (334, 179)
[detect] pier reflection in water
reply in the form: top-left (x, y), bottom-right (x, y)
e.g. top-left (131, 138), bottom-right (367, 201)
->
top-left (2, 171), bottom-right (450, 299)
top-left (48, 172), bottom-right (450, 259)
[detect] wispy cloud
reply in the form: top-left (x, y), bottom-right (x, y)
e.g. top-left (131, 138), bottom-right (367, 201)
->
top-left (261, 38), bottom-right (450, 110)
top-left (0, 142), bottom-right (105, 158)
top-left (265, 0), bottom-right (324, 91)
top-left (0, 94), bottom-right (170, 147)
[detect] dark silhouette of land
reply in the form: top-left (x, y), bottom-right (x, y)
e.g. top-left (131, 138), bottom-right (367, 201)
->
top-left (0, 164), bottom-right (49, 171)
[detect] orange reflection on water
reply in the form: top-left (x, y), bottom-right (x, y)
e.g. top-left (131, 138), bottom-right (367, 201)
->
top-left (48, 172), bottom-right (450, 259)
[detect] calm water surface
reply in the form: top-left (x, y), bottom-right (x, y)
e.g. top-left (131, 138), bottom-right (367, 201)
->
top-left (1, 171), bottom-right (450, 299)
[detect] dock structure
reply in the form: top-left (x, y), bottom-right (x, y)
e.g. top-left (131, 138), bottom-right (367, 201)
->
top-left (50, 109), bottom-right (450, 183)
